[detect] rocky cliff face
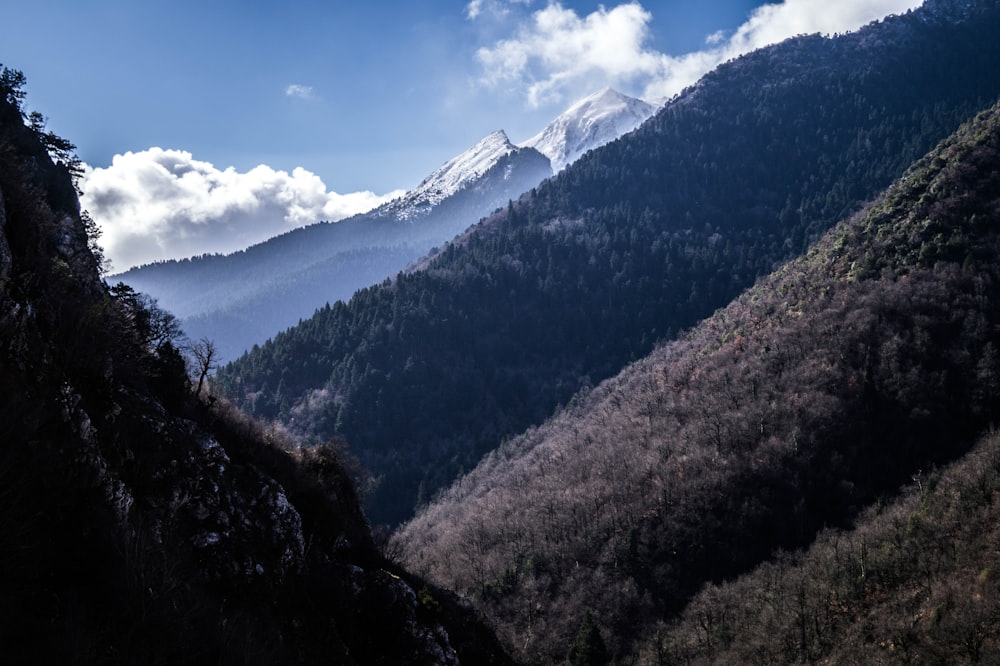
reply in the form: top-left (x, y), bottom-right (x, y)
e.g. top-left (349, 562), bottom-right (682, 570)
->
top-left (0, 74), bottom-right (509, 665)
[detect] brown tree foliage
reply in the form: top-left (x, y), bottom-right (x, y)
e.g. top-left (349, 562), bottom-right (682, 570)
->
top-left (649, 431), bottom-right (1000, 664)
top-left (394, 102), bottom-right (1000, 662)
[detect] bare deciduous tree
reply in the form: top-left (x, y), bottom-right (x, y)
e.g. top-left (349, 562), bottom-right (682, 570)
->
top-left (190, 337), bottom-right (217, 398)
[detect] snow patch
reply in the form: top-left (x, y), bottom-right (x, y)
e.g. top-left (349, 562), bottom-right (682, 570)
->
top-left (520, 88), bottom-right (656, 172)
top-left (381, 130), bottom-right (518, 221)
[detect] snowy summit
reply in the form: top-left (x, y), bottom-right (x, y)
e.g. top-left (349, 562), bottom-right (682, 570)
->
top-left (374, 89), bottom-right (657, 223)
top-left (384, 130), bottom-right (519, 220)
top-left (521, 88), bottom-right (657, 172)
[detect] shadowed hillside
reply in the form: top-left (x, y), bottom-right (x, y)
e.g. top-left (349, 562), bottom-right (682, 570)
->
top-left (219, 0), bottom-right (1000, 526)
top-left (395, 99), bottom-right (1000, 663)
top-left (649, 429), bottom-right (1000, 663)
top-left (0, 67), bottom-right (510, 665)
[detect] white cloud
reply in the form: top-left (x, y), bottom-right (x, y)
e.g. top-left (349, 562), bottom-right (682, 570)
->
top-left (705, 29), bottom-right (727, 45)
top-left (476, 0), bottom-right (922, 106)
top-left (467, 0), bottom-right (489, 19)
top-left (476, 2), bottom-right (661, 107)
top-left (644, 0), bottom-right (922, 100)
top-left (285, 84), bottom-right (315, 99)
top-left (80, 148), bottom-right (404, 270)
top-left (467, 0), bottom-right (532, 21)
top-left (726, 0), bottom-right (918, 54)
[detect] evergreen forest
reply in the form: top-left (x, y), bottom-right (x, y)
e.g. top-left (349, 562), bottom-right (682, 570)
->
top-left (219, 0), bottom-right (1000, 526)
top-left (397, 99), bottom-right (1000, 661)
top-left (5, 1), bottom-right (1000, 664)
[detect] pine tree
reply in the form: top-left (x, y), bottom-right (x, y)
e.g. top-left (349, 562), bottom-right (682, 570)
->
top-left (566, 612), bottom-right (609, 666)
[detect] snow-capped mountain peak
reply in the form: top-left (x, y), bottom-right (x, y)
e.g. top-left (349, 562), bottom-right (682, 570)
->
top-left (375, 89), bottom-right (655, 223)
top-left (521, 88), bottom-right (657, 172)
top-left (382, 130), bottom-right (519, 220)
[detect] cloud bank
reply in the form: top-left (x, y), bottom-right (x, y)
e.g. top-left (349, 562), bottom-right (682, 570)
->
top-left (466, 0), bottom-right (533, 20)
top-left (81, 148), bottom-right (403, 271)
top-left (285, 84), bottom-right (315, 99)
top-left (474, 0), bottom-right (923, 106)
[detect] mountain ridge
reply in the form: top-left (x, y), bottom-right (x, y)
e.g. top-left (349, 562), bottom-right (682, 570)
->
top-left (0, 65), bottom-right (512, 665)
top-left (520, 88), bottom-right (656, 172)
top-left (114, 135), bottom-right (550, 360)
top-left (218, 0), bottom-right (1000, 527)
top-left (114, 89), bottom-right (654, 361)
top-left (396, 97), bottom-right (1000, 663)
top-left (381, 129), bottom-right (523, 220)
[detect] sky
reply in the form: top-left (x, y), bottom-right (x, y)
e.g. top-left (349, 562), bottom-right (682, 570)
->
top-left (5, 0), bottom-right (922, 270)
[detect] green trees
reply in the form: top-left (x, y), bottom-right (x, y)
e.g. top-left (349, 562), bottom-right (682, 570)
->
top-left (219, 0), bottom-right (1000, 527)
top-left (395, 101), bottom-right (1000, 662)
top-left (29, 111), bottom-right (84, 185)
top-left (2, 65), bottom-right (83, 186)
top-left (567, 613), bottom-right (609, 666)
top-left (0, 65), bottom-right (26, 111)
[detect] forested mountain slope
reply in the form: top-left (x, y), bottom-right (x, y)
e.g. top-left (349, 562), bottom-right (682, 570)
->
top-left (396, 98), bottom-right (1000, 663)
top-left (653, 429), bottom-right (1000, 664)
top-left (122, 90), bottom-right (654, 363)
top-left (0, 69), bottom-right (510, 665)
top-left (219, 0), bottom-right (1000, 527)
top-left (116, 138), bottom-right (551, 361)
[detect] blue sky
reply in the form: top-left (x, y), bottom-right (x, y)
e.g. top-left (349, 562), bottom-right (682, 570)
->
top-left (5, 0), bottom-right (921, 268)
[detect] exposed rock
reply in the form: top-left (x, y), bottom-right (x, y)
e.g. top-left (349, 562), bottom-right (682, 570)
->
top-left (0, 189), bottom-right (10, 286)
top-left (0, 73), bottom-right (513, 665)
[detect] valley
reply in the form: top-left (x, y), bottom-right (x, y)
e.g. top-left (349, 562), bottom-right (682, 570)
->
top-left (220, 0), bottom-right (1000, 528)
top-left (2, 0), bottom-right (1000, 663)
